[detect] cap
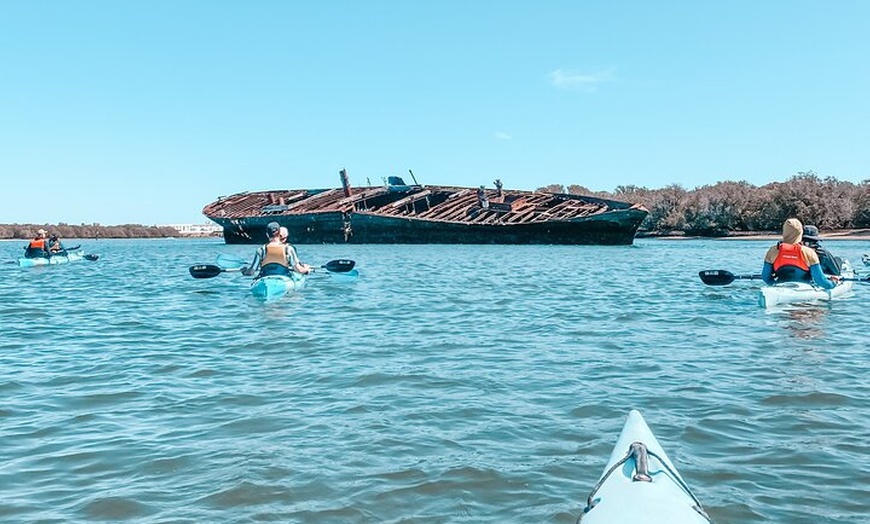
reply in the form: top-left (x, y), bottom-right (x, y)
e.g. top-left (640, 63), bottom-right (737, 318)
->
top-left (266, 222), bottom-right (280, 236)
top-left (802, 225), bottom-right (820, 241)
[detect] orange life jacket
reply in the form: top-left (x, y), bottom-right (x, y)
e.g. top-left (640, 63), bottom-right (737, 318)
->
top-left (29, 238), bottom-right (46, 249)
top-left (260, 243), bottom-right (289, 268)
top-left (772, 242), bottom-right (810, 272)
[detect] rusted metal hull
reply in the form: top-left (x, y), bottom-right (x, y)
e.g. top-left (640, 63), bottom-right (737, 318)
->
top-left (203, 183), bottom-right (648, 245)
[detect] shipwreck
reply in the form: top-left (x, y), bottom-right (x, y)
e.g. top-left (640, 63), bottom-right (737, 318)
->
top-left (202, 170), bottom-right (649, 245)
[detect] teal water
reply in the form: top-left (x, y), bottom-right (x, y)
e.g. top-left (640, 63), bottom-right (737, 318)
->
top-left (1, 238), bottom-right (868, 523)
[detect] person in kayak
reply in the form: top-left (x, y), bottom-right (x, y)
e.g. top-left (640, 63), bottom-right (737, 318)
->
top-left (47, 233), bottom-right (66, 255)
top-left (241, 221), bottom-right (311, 278)
top-left (23, 229), bottom-right (50, 258)
top-left (801, 225), bottom-right (842, 276)
top-left (761, 218), bottom-right (838, 289)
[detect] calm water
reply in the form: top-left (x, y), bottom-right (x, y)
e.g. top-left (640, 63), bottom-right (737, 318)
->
top-left (1, 238), bottom-right (868, 523)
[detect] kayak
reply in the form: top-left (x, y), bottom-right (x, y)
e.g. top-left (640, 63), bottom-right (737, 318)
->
top-left (758, 260), bottom-right (854, 308)
top-left (250, 273), bottom-right (306, 300)
top-left (18, 251), bottom-right (86, 267)
top-left (579, 410), bottom-right (712, 524)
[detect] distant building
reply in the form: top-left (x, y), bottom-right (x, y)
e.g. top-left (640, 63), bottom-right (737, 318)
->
top-left (160, 223), bottom-right (223, 237)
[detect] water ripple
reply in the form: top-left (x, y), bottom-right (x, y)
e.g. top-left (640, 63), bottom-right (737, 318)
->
top-left (1, 239), bottom-right (868, 522)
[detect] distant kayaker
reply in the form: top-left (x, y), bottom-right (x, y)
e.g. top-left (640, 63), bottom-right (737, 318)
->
top-left (48, 233), bottom-right (66, 254)
top-left (761, 218), bottom-right (838, 289)
top-left (241, 221), bottom-right (312, 278)
top-left (800, 225), bottom-right (842, 276)
top-left (23, 229), bottom-right (50, 259)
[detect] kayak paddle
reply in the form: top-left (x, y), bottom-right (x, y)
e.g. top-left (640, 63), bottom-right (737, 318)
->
top-left (319, 259), bottom-right (356, 273)
top-left (698, 270), bottom-right (761, 286)
top-left (699, 269), bottom-right (869, 286)
top-left (189, 259), bottom-right (356, 279)
top-left (46, 248), bottom-right (97, 260)
top-left (189, 264), bottom-right (243, 279)
top-left (216, 254), bottom-right (248, 269)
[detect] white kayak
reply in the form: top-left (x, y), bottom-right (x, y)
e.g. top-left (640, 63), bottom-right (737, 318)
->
top-left (18, 251), bottom-right (87, 267)
top-left (758, 260), bottom-right (854, 308)
top-left (579, 410), bottom-right (712, 524)
top-left (250, 273), bottom-right (306, 300)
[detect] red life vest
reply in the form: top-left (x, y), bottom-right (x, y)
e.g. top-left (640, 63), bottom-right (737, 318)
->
top-left (28, 238), bottom-right (46, 249)
top-left (772, 242), bottom-right (810, 271)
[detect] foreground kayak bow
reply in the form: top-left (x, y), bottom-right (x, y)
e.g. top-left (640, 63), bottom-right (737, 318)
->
top-left (579, 410), bottom-right (712, 523)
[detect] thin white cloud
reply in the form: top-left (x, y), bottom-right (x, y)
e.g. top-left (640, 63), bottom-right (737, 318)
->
top-left (549, 67), bottom-right (616, 91)
top-left (494, 131), bottom-right (512, 141)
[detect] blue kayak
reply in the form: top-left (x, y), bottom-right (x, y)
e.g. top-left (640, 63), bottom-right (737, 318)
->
top-left (579, 410), bottom-right (712, 523)
top-left (18, 251), bottom-right (87, 267)
top-left (250, 273), bottom-right (306, 300)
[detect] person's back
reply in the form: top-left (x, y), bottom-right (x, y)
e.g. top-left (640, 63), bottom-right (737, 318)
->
top-left (801, 225), bottom-right (841, 276)
top-left (24, 229), bottom-right (50, 259)
top-left (258, 240), bottom-right (293, 277)
top-left (766, 241), bottom-right (813, 282)
top-left (48, 234), bottom-right (65, 254)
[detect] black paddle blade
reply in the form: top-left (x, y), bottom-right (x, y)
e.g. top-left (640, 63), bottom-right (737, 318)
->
top-left (84, 254), bottom-right (99, 261)
top-left (698, 270), bottom-right (736, 286)
top-left (322, 259), bottom-right (356, 273)
top-left (189, 264), bottom-right (224, 279)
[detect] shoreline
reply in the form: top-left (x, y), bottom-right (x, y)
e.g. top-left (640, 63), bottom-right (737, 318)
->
top-left (3, 230), bottom-right (869, 242)
top-left (642, 229), bottom-right (870, 241)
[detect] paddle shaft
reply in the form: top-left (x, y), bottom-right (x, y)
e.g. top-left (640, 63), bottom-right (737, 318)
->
top-left (190, 259), bottom-right (354, 279)
top-left (699, 269), bottom-right (867, 286)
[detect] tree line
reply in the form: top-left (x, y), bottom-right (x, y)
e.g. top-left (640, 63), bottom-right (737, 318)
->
top-left (0, 224), bottom-right (181, 240)
top-left (5, 172), bottom-right (869, 239)
top-left (539, 171), bottom-right (870, 235)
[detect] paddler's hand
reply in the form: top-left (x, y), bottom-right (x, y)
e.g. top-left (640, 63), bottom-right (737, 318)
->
top-left (829, 275), bottom-right (841, 284)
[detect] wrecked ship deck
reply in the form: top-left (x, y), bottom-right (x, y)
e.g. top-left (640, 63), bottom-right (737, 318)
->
top-left (203, 180), bottom-right (649, 245)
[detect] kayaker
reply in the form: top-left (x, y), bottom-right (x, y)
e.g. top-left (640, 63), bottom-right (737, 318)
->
top-left (761, 218), bottom-right (837, 289)
top-left (801, 225), bottom-right (842, 276)
top-left (48, 233), bottom-right (66, 255)
top-left (23, 229), bottom-right (50, 258)
top-left (241, 221), bottom-right (312, 278)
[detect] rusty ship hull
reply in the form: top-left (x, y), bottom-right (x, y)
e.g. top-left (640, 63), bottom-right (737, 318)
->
top-left (202, 179), bottom-right (648, 245)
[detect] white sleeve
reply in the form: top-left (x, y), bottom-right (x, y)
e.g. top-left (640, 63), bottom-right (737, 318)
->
top-left (286, 246), bottom-right (299, 266)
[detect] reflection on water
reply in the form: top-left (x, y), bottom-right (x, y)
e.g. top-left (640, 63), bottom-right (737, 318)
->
top-left (775, 305), bottom-right (830, 339)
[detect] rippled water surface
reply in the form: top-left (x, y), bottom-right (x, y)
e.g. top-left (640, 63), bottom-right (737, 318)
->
top-left (1, 238), bottom-right (868, 523)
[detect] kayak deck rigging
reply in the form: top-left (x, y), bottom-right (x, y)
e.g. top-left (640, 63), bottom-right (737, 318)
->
top-left (581, 441), bottom-right (712, 523)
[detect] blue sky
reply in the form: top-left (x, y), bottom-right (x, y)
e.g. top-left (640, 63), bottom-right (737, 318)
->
top-left (1, 2), bottom-right (868, 225)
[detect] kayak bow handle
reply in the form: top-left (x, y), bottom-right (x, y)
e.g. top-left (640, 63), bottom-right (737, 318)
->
top-left (629, 442), bottom-right (652, 482)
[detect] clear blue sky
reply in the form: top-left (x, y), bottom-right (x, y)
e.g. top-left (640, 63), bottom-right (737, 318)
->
top-left (2, 1), bottom-right (868, 225)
